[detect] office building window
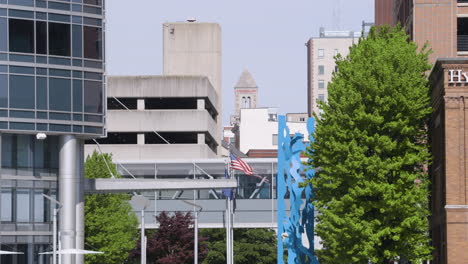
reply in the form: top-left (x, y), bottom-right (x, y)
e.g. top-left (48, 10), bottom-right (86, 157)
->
top-left (49, 22), bottom-right (71, 56)
top-left (72, 25), bottom-right (83, 57)
top-left (49, 78), bottom-right (71, 111)
top-left (300, 117), bottom-right (305, 122)
top-left (0, 18), bottom-right (6, 51)
top-left (318, 49), bottom-right (324, 58)
top-left (458, 18), bottom-right (468, 52)
top-left (84, 80), bottom-right (102, 113)
top-left (84, 26), bottom-right (102, 59)
top-left (334, 49), bottom-right (339, 56)
top-left (36, 21), bottom-right (47, 54)
top-left (318, 65), bottom-right (324, 75)
top-left (9, 19), bottom-right (34, 53)
top-left (318, 94), bottom-right (325, 102)
top-left (16, 189), bottom-right (30, 222)
top-left (334, 65), bottom-right (339, 73)
top-left (9, 75), bottom-right (35, 109)
top-left (0, 74), bottom-right (7, 107)
top-left (318, 80), bottom-right (325, 89)
top-left (1, 189), bottom-right (12, 222)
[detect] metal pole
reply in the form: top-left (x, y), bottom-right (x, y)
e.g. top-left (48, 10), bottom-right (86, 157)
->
top-left (53, 208), bottom-right (57, 264)
top-left (194, 211), bottom-right (198, 264)
top-left (226, 199), bottom-right (231, 264)
top-left (141, 209), bottom-right (146, 264)
top-left (230, 199), bottom-right (234, 264)
top-left (58, 231), bottom-right (62, 264)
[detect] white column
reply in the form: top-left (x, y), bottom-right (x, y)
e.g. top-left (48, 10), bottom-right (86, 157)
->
top-left (137, 134), bottom-right (145, 145)
top-left (137, 99), bottom-right (145, 110)
top-left (59, 135), bottom-right (78, 264)
top-left (197, 99), bottom-right (205, 110)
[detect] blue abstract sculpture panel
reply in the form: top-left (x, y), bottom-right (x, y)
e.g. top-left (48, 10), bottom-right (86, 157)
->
top-left (277, 116), bottom-right (319, 264)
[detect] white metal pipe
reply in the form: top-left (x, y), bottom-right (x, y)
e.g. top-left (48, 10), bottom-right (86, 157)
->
top-left (194, 211), bottom-right (198, 264)
top-left (141, 210), bottom-right (146, 264)
top-left (53, 208), bottom-right (57, 264)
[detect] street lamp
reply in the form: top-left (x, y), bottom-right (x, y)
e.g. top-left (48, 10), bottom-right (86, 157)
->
top-left (181, 200), bottom-right (203, 264)
top-left (130, 195), bottom-right (151, 264)
top-left (43, 193), bottom-right (62, 264)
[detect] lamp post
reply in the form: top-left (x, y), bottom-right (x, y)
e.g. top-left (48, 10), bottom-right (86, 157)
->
top-left (181, 200), bottom-right (203, 264)
top-left (43, 194), bottom-right (62, 264)
top-left (130, 195), bottom-right (151, 264)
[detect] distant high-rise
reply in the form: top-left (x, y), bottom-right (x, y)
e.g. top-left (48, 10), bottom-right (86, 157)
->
top-left (306, 28), bottom-right (361, 116)
top-left (163, 21), bottom-right (222, 154)
top-left (375, 0), bottom-right (394, 26)
top-left (375, 0), bottom-right (467, 64)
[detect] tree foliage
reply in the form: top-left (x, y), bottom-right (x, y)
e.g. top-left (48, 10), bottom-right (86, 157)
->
top-left (306, 26), bottom-right (433, 263)
top-left (84, 151), bottom-right (139, 264)
top-left (130, 211), bottom-right (208, 264)
top-left (201, 228), bottom-right (277, 264)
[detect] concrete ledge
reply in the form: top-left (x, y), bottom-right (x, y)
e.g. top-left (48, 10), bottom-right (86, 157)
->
top-left (85, 144), bottom-right (218, 160)
top-left (84, 178), bottom-right (237, 193)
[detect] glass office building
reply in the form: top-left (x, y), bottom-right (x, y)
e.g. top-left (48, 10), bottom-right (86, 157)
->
top-left (0, 0), bottom-right (105, 263)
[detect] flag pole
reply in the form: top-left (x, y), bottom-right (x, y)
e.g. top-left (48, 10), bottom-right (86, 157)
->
top-left (225, 156), bottom-right (231, 264)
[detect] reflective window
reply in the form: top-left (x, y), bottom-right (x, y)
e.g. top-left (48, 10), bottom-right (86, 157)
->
top-left (318, 94), bottom-right (325, 102)
top-left (36, 21), bottom-right (47, 54)
top-left (16, 134), bottom-right (33, 171)
top-left (84, 80), bottom-right (102, 113)
top-left (0, 74), bottom-right (7, 107)
top-left (8, 0), bottom-right (34, 7)
top-left (83, 26), bottom-right (102, 59)
top-left (318, 65), bottom-right (324, 75)
top-left (49, 23), bottom-right (71, 56)
top-left (318, 49), bottom-right (324, 58)
top-left (84, 0), bottom-right (102, 5)
top-left (16, 189), bottom-right (30, 222)
top-left (9, 19), bottom-right (34, 53)
top-left (0, 18), bottom-right (6, 51)
top-left (34, 190), bottom-right (44, 222)
top-left (72, 25), bottom-right (83, 57)
top-left (36, 77), bottom-right (47, 110)
top-left (73, 80), bottom-right (82, 112)
top-left (9, 75), bottom-right (35, 109)
top-left (1, 189), bottom-right (12, 221)
top-left (49, 78), bottom-right (71, 111)
top-left (318, 80), bottom-right (325, 89)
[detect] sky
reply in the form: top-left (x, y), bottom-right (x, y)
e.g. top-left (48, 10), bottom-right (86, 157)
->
top-left (105, 0), bottom-right (374, 125)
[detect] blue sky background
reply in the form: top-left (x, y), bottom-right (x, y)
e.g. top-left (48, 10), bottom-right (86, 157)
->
top-left (106, 0), bottom-right (374, 125)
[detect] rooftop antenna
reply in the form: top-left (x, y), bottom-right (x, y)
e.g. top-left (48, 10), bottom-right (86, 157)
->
top-left (332, 0), bottom-right (341, 30)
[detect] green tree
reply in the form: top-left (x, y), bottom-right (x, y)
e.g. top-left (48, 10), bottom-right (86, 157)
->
top-left (84, 151), bottom-right (139, 264)
top-left (306, 26), bottom-right (433, 263)
top-left (201, 228), bottom-right (276, 264)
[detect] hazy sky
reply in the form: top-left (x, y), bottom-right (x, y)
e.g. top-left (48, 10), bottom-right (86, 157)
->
top-left (106, 0), bottom-right (374, 125)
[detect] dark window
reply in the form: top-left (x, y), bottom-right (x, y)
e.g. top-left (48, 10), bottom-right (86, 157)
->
top-left (84, 0), bottom-right (102, 6)
top-left (92, 132), bottom-right (137, 144)
top-left (9, 19), bottom-right (34, 53)
top-left (36, 21), bottom-right (47, 54)
top-left (36, 77), bottom-right (47, 110)
top-left (0, 18), bottom-right (6, 51)
top-left (145, 98), bottom-right (197, 109)
top-left (73, 80), bottom-right (82, 112)
top-left (107, 98), bottom-right (137, 110)
top-left (145, 132), bottom-right (198, 144)
top-left (83, 26), bottom-right (102, 59)
top-left (49, 22), bottom-right (70, 56)
top-left (83, 80), bottom-right (102, 113)
top-left (9, 75), bottom-right (34, 109)
top-left (8, 0), bottom-right (33, 6)
top-left (72, 25), bottom-right (82, 57)
top-left (0, 74), bottom-right (7, 107)
top-left (458, 18), bottom-right (468, 52)
top-left (49, 78), bottom-right (71, 111)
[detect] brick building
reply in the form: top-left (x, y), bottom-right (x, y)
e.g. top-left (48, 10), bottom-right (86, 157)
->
top-left (376, 1), bottom-right (468, 263)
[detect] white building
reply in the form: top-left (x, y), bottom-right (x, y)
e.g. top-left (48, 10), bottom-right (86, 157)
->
top-left (237, 108), bottom-right (309, 156)
top-left (306, 28), bottom-right (361, 116)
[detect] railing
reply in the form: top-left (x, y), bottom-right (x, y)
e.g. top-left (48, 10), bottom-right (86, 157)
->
top-left (458, 35), bottom-right (468, 52)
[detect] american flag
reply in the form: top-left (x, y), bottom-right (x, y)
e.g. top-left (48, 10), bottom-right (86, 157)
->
top-left (229, 153), bottom-right (254, 175)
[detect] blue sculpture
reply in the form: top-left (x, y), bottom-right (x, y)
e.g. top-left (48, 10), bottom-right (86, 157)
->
top-left (277, 116), bottom-right (319, 264)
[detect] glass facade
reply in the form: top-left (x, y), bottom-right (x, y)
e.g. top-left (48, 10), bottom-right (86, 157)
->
top-left (0, 0), bottom-right (105, 263)
top-left (0, 0), bottom-right (105, 136)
